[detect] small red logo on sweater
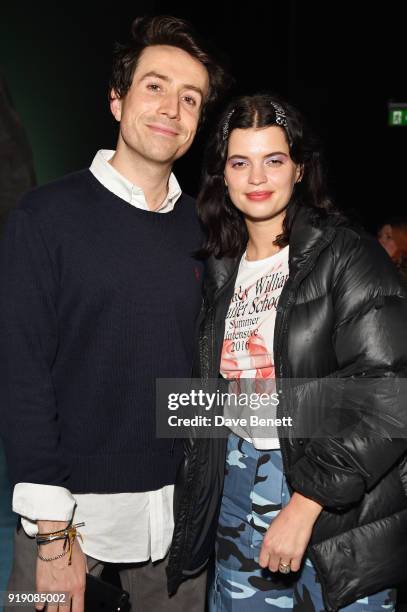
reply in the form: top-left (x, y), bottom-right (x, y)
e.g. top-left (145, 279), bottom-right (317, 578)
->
top-left (194, 266), bottom-right (201, 280)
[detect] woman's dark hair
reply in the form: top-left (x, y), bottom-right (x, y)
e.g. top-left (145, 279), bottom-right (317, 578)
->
top-left (109, 15), bottom-right (230, 121)
top-left (198, 93), bottom-right (339, 258)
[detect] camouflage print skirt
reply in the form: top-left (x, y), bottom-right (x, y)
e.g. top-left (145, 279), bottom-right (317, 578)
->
top-left (209, 433), bottom-right (396, 611)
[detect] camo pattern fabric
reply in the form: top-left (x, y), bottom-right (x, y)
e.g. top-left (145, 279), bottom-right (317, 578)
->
top-left (209, 433), bottom-right (396, 611)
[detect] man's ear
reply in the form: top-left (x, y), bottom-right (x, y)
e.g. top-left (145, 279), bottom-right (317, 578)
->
top-left (110, 89), bottom-right (122, 122)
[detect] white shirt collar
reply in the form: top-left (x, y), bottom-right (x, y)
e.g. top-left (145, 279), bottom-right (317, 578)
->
top-left (89, 149), bottom-right (182, 213)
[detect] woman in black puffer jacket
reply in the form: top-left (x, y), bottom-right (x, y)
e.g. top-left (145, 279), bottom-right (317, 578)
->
top-left (167, 94), bottom-right (407, 611)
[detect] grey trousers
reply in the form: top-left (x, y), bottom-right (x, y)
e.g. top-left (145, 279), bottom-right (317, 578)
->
top-left (5, 526), bottom-right (207, 611)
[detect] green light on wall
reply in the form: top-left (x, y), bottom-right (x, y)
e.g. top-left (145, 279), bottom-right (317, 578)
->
top-left (388, 104), bottom-right (407, 126)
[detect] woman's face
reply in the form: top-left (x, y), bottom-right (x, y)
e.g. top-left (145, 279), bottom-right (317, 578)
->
top-left (224, 126), bottom-right (301, 223)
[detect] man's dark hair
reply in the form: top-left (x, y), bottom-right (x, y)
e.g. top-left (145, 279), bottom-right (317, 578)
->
top-left (109, 15), bottom-right (230, 119)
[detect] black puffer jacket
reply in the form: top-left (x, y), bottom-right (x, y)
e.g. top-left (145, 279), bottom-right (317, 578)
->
top-left (167, 208), bottom-right (407, 611)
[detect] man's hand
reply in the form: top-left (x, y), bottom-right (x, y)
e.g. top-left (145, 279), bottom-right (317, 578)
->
top-left (35, 521), bottom-right (86, 612)
top-left (259, 492), bottom-right (323, 573)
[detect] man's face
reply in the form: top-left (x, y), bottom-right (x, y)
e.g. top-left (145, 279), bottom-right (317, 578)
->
top-left (378, 224), bottom-right (397, 259)
top-left (110, 45), bottom-right (209, 165)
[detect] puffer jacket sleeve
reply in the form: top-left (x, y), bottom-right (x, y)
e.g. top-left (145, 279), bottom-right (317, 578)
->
top-left (287, 231), bottom-right (407, 508)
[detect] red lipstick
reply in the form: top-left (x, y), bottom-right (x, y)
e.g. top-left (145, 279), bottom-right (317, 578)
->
top-left (246, 191), bottom-right (273, 201)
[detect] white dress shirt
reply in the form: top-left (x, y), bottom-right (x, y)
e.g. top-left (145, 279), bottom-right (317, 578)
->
top-left (13, 149), bottom-right (182, 562)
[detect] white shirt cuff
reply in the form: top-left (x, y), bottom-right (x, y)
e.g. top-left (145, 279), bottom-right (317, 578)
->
top-left (13, 483), bottom-right (76, 537)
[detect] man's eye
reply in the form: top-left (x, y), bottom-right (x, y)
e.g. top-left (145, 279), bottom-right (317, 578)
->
top-left (147, 83), bottom-right (161, 92)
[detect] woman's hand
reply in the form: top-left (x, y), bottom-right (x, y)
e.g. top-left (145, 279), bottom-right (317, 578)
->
top-left (259, 492), bottom-right (323, 572)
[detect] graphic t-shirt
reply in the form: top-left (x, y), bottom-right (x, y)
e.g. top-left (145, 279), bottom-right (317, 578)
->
top-left (220, 246), bottom-right (289, 449)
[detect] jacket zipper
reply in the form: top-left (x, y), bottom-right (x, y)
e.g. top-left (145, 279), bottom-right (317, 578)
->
top-left (206, 265), bottom-right (240, 380)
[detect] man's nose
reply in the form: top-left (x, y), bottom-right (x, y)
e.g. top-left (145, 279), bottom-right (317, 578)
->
top-left (158, 92), bottom-right (180, 120)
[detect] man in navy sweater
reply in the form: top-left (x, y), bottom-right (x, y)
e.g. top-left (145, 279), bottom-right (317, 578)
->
top-left (0, 15), bottom-right (228, 611)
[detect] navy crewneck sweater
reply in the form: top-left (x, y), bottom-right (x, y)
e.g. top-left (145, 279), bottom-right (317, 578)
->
top-left (0, 170), bottom-right (203, 493)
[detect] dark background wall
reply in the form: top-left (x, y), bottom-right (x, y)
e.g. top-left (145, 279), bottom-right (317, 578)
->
top-left (0, 2), bottom-right (405, 232)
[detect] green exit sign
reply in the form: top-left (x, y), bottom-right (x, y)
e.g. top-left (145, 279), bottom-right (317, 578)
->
top-left (388, 103), bottom-right (407, 126)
